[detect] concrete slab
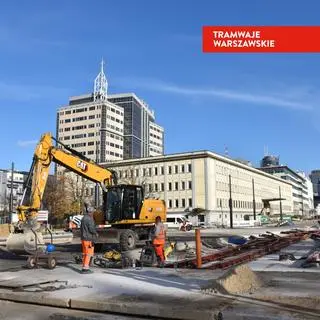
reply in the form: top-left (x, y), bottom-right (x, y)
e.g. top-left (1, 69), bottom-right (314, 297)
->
top-left (0, 264), bottom-right (319, 319)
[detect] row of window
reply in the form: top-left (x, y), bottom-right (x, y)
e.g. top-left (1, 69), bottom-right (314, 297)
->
top-left (216, 198), bottom-right (264, 209)
top-left (142, 181), bottom-right (192, 192)
top-left (150, 141), bottom-right (162, 147)
top-left (150, 133), bottom-right (162, 140)
top-left (106, 151), bottom-right (122, 157)
top-left (79, 150), bottom-right (123, 158)
top-left (150, 147), bottom-right (162, 153)
top-left (106, 142), bottom-right (123, 149)
top-left (106, 124), bottom-right (123, 132)
top-left (150, 126), bottom-right (163, 134)
top-left (107, 115), bottom-right (123, 124)
top-left (60, 105), bottom-right (123, 116)
top-left (118, 164), bottom-right (192, 178)
top-left (167, 198), bottom-right (192, 209)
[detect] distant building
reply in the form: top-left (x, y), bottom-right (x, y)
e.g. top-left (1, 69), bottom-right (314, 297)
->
top-left (0, 169), bottom-right (28, 213)
top-left (259, 165), bottom-right (314, 216)
top-left (58, 150), bottom-right (290, 226)
top-left (260, 155), bottom-right (280, 167)
top-left (108, 93), bottom-right (164, 159)
top-left (56, 61), bottom-right (164, 174)
top-left (310, 170), bottom-right (320, 196)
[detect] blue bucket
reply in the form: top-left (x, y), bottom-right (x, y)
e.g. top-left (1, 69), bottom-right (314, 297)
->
top-left (46, 244), bottom-right (56, 253)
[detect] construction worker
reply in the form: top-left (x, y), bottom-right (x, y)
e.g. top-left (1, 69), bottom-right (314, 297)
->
top-left (152, 216), bottom-right (166, 267)
top-left (80, 205), bottom-right (98, 273)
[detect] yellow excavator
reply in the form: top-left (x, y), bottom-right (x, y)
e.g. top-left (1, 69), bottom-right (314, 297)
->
top-left (7, 132), bottom-right (166, 252)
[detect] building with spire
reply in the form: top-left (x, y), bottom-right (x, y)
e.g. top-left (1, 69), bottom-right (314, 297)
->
top-left (56, 60), bottom-right (164, 167)
top-left (56, 60), bottom-right (124, 165)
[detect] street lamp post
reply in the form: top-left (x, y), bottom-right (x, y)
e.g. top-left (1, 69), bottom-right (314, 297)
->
top-left (228, 174), bottom-right (233, 229)
top-left (252, 178), bottom-right (256, 221)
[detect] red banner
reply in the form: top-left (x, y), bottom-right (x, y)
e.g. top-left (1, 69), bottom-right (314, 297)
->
top-left (202, 26), bottom-right (320, 53)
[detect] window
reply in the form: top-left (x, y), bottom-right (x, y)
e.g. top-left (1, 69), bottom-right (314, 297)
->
top-left (65, 119), bottom-right (71, 123)
top-left (182, 199), bottom-right (186, 207)
top-left (188, 198), bottom-right (192, 207)
top-left (175, 182), bottom-right (179, 190)
top-left (154, 167), bottom-right (158, 175)
top-left (88, 142), bottom-right (94, 146)
top-left (168, 182), bottom-right (172, 191)
top-left (181, 165), bottom-right (185, 173)
top-left (161, 183), bottom-right (164, 191)
top-left (168, 200), bottom-right (172, 208)
top-left (135, 169), bottom-right (139, 177)
top-left (89, 106), bottom-right (95, 111)
top-left (148, 168), bottom-right (152, 176)
top-left (175, 165), bottom-right (178, 174)
top-left (143, 168), bottom-right (146, 176)
top-left (175, 199), bottom-right (179, 208)
top-left (89, 115), bottom-right (95, 119)
top-left (161, 166), bottom-right (164, 175)
top-left (168, 166), bottom-right (172, 174)
top-left (88, 132), bottom-right (94, 137)
top-left (188, 181), bottom-right (192, 189)
top-left (181, 181), bottom-right (185, 190)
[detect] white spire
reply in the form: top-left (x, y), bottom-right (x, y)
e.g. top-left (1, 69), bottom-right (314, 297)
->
top-left (94, 58), bottom-right (108, 101)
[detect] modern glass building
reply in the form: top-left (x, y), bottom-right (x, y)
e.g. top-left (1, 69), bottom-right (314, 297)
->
top-left (108, 93), bottom-right (163, 159)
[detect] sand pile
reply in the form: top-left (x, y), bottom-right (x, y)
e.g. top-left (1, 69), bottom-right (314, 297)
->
top-left (202, 264), bottom-right (264, 295)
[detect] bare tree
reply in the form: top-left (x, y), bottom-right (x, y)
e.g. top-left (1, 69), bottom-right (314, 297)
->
top-left (117, 165), bottom-right (152, 195)
top-left (62, 173), bottom-right (92, 214)
top-left (42, 175), bottom-right (72, 223)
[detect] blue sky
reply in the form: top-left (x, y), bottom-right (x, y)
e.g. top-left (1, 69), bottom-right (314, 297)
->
top-left (0, 0), bottom-right (320, 173)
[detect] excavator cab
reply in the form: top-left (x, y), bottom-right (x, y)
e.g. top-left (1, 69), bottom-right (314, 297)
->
top-left (103, 184), bottom-right (144, 223)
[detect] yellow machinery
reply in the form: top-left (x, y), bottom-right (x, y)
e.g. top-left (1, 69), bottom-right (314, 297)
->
top-left (9, 132), bottom-right (166, 251)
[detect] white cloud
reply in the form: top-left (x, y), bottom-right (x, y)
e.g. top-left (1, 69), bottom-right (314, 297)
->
top-left (114, 77), bottom-right (315, 111)
top-left (0, 81), bottom-right (70, 102)
top-left (17, 140), bottom-right (37, 147)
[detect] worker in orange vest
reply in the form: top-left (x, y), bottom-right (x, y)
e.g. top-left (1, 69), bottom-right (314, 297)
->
top-left (80, 205), bottom-right (98, 273)
top-left (152, 216), bottom-right (166, 267)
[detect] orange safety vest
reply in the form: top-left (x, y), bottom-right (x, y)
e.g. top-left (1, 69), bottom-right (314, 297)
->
top-left (153, 223), bottom-right (165, 245)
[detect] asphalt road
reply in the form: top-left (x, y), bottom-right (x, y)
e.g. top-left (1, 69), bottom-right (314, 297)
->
top-left (0, 300), bottom-right (146, 320)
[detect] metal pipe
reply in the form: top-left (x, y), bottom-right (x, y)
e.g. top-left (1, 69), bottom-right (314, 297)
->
top-left (195, 228), bottom-right (202, 268)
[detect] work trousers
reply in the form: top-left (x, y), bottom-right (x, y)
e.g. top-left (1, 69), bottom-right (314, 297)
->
top-left (81, 240), bottom-right (94, 269)
top-left (154, 244), bottom-right (165, 262)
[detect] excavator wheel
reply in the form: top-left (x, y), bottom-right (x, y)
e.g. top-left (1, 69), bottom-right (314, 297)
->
top-left (120, 229), bottom-right (137, 251)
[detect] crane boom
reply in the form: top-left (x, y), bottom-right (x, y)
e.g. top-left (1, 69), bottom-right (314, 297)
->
top-left (16, 132), bottom-right (117, 229)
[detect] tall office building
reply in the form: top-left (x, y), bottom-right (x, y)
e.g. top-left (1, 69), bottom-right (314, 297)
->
top-left (56, 61), bottom-right (164, 168)
top-left (108, 93), bottom-right (164, 159)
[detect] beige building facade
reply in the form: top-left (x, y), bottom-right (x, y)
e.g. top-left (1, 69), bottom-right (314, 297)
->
top-left (94, 150), bottom-right (293, 226)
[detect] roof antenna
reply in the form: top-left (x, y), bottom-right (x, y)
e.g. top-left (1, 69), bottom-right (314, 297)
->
top-left (224, 145), bottom-right (229, 157)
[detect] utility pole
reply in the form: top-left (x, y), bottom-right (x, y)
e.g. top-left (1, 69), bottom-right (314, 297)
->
top-left (279, 186), bottom-right (283, 221)
top-left (9, 162), bottom-right (14, 213)
top-left (228, 174), bottom-right (233, 229)
top-left (252, 178), bottom-right (256, 220)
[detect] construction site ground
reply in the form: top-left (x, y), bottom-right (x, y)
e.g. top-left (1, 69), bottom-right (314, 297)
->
top-left (0, 224), bottom-right (320, 320)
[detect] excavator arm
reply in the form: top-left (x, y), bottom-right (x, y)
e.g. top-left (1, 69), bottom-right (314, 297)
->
top-left (16, 132), bottom-right (117, 230)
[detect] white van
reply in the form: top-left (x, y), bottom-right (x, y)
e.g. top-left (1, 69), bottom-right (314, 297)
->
top-left (165, 213), bottom-right (193, 231)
